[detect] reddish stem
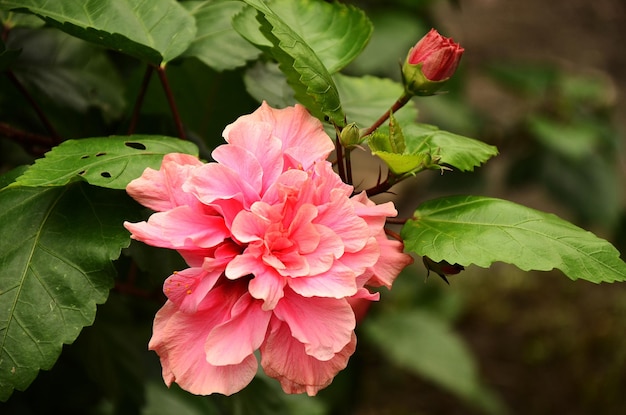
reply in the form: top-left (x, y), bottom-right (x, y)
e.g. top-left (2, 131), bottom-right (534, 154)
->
top-left (6, 70), bottom-right (61, 144)
top-left (361, 92), bottom-right (412, 138)
top-left (156, 65), bottom-right (186, 140)
top-left (127, 65), bottom-right (154, 135)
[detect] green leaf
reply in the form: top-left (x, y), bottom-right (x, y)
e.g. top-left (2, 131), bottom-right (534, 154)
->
top-left (180, 0), bottom-right (260, 71)
top-left (239, 0), bottom-right (345, 126)
top-left (333, 73), bottom-right (417, 128)
top-left (0, 0), bottom-right (196, 65)
top-left (0, 36), bottom-right (20, 71)
top-left (370, 122), bottom-right (498, 175)
top-left (234, 0), bottom-right (372, 74)
top-left (402, 195), bottom-right (626, 283)
top-left (404, 123), bottom-right (498, 172)
top-left (7, 27), bottom-right (126, 120)
top-left (13, 135), bottom-right (198, 190)
top-left (364, 310), bottom-right (505, 415)
top-left (0, 182), bottom-right (140, 401)
top-left (244, 61), bottom-right (297, 108)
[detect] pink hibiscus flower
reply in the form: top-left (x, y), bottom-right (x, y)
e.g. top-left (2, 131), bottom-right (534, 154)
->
top-left (124, 102), bottom-right (413, 396)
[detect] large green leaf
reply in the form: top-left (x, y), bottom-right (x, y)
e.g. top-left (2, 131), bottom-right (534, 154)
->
top-left (239, 0), bottom-right (345, 126)
top-left (13, 135), bottom-right (198, 190)
top-left (180, 0), bottom-right (260, 71)
top-left (0, 0), bottom-right (196, 65)
top-left (234, 0), bottom-right (372, 74)
top-left (364, 310), bottom-right (505, 415)
top-left (0, 182), bottom-right (140, 401)
top-left (7, 27), bottom-right (126, 120)
top-left (402, 195), bottom-right (626, 283)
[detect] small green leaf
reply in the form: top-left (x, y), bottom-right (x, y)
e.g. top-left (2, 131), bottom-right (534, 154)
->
top-left (404, 123), bottom-right (498, 172)
top-left (370, 122), bottom-right (497, 175)
top-left (364, 310), bottom-right (505, 415)
top-left (0, 0), bottom-right (196, 64)
top-left (0, 182), bottom-right (140, 401)
top-left (234, 0), bottom-right (372, 74)
top-left (402, 195), bottom-right (626, 283)
top-left (13, 135), bottom-right (198, 189)
top-left (239, 0), bottom-right (345, 125)
top-left (181, 0), bottom-right (260, 71)
top-left (388, 112), bottom-right (406, 153)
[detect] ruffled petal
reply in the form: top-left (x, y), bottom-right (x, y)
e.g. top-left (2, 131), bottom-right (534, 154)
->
top-left (273, 289), bottom-right (355, 361)
top-left (124, 205), bottom-right (229, 250)
top-left (127, 153), bottom-right (203, 212)
top-left (261, 319), bottom-right (356, 396)
top-left (205, 293), bottom-right (271, 365)
top-left (149, 289), bottom-right (257, 396)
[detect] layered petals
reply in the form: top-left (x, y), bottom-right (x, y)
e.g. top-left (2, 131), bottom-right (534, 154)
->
top-left (125, 102), bottom-right (411, 397)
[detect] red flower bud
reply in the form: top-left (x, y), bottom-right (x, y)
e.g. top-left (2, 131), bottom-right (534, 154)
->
top-left (401, 29), bottom-right (464, 96)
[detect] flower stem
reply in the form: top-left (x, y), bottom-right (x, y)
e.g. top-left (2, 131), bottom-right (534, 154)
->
top-left (127, 65), bottom-right (154, 135)
top-left (365, 172), bottom-right (398, 197)
top-left (361, 92), bottom-right (412, 138)
top-left (335, 135), bottom-right (347, 182)
top-left (6, 70), bottom-right (61, 144)
top-left (156, 65), bottom-right (186, 140)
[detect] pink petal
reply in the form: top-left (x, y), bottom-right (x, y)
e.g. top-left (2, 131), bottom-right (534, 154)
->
top-left (261, 319), bottom-right (356, 396)
top-left (205, 293), bottom-right (271, 365)
top-left (248, 267), bottom-right (287, 310)
top-left (127, 153), bottom-right (203, 212)
top-left (211, 144), bottom-right (263, 196)
top-left (163, 267), bottom-right (221, 313)
top-left (230, 208), bottom-right (269, 244)
top-left (222, 118), bottom-right (284, 193)
top-left (366, 234), bottom-right (414, 288)
top-left (124, 205), bottom-right (229, 250)
top-left (316, 192), bottom-right (370, 252)
top-left (287, 204), bottom-right (320, 254)
top-left (149, 286), bottom-right (257, 395)
top-left (227, 102), bottom-right (334, 171)
top-left (301, 225), bottom-right (344, 276)
top-left (273, 289), bottom-right (355, 361)
top-left (288, 260), bottom-right (357, 298)
top-left (184, 163), bottom-right (259, 209)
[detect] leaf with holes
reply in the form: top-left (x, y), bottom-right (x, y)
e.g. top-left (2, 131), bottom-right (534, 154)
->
top-left (0, 182), bottom-right (141, 401)
top-left (0, 0), bottom-right (196, 64)
top-left (401, 195), bottom-right (626, 283)
top-left (12, 135), bottom-right (198, 190)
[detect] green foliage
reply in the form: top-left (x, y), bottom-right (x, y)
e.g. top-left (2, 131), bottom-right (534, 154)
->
top-left (7, 27), bottom-right (126, 120)
top-left (13, 136), bottom-right (198, 189)
top-left (0, 181), bottom-right (141, 401)
top-left (181, 0), bottom-right (261, 71)
top-left (402, 195), bottom-right (626, 283)
top-left (238, 0), bottom-right (350, 125)
top-left (0, 0), bottom-right (196, 65)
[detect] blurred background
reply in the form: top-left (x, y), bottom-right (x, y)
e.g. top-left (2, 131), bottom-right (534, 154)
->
top-left (346, 0), bottom-right (626, 414)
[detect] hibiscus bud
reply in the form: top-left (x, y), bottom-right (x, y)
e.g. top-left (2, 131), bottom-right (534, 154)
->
top-left (401, 28), bottom-right (464, 96)
top-left (339, 122), bottom-right (361, 148)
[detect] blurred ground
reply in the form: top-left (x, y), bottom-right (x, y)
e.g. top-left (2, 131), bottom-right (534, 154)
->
top-left (355, 0), bottom-right (626, 414)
